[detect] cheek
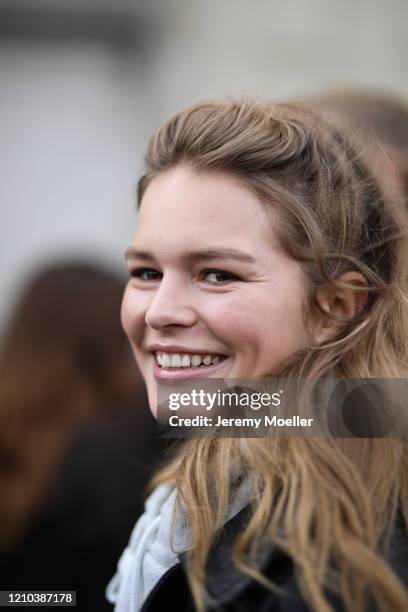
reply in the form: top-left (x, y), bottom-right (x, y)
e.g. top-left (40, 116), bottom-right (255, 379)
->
top-left (206, 288), bottom-right (307, 356)
top-left (260, 296), bottom-right (310, 358)
top-left (120, 286), bottom-right (146, 345)
top-left (200, 296), bottom-right (264, 350)
top-left (120, 287), bottom-right (133, 339)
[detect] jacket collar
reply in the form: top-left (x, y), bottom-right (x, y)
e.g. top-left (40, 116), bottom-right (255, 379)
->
top-left (179, 503), bottom-right (282, 605)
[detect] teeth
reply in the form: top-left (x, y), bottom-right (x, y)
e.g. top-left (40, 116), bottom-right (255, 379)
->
top-left (181, 355), bottom-right (191, 367)
top-left (191, 355), bottom-right (202, 367)
top-left (161, 354), bottom-right (171, 368)
top-left (155, 352), bottom-right (223, 369)
top-left (170, 354), bottom-right (181, 367)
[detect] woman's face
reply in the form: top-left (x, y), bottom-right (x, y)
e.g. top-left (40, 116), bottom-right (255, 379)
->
top-left (122, 166), bottom-right (313, 415)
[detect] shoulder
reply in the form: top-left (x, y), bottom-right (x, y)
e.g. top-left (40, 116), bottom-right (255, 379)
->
top-left (142, 505), bottom-right (312, 612)
top-left (142, 504), bottom-right (408, 612)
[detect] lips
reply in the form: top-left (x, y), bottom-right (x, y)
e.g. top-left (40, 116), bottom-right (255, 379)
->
top-left (145, 344), bottom-right (228, 381)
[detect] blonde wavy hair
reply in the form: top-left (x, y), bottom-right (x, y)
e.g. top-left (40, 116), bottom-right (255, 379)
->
top-left (138, 100), bottom-right (408, 611)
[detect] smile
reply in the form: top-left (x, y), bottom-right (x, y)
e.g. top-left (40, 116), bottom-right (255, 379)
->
top-left (155, 351), bottom-right (225, 370)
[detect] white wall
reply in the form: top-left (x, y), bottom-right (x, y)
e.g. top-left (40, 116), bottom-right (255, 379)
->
top-left (143, 0), bottom-right (407, 114)
top-left (0, 38), bottom-right (152, 326)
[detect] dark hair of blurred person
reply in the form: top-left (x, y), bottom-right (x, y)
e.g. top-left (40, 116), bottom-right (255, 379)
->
top-left (308, 87), bottom-right (408, 199)
top-left (0, 261), bottom-right (144, 554)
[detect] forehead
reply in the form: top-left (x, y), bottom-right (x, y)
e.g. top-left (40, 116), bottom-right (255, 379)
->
top-left (135, 166), bottom-right (275, 252)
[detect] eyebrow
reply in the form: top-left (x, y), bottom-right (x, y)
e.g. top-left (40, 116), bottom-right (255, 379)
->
top-left (124, 247), bottom-right (256, 264)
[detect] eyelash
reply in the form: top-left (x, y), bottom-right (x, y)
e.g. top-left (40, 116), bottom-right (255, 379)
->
top-left (130, 268), bottom-right (162, 281)
top-left (201, 269), bottom-right (240, 284)
top-left (129, 268), bottom-right (240, 284)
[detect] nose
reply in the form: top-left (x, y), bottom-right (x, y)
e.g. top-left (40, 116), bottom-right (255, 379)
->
top-left (145, 275), bottom-right (198, 330)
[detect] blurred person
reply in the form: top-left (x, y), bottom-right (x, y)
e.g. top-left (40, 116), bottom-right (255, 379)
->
top-left (0, 261), bottom-right (162, 610)
top-left (307, 88), bottom-right (408, 199)
top-left (107, 100), bottom-right (408, 611)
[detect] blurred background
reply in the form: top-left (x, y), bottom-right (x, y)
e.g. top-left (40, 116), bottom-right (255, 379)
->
top-left (1, 0), bottom-right (407, 328)
top-left (0, 0), bottom-right (407, 609)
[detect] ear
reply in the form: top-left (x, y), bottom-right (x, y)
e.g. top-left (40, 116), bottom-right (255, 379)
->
top-left (312, 271), bottom-right (369, 345)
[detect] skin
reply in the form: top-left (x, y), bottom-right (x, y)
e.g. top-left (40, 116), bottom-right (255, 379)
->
top-left (121, 166), bottom-right (320, 416)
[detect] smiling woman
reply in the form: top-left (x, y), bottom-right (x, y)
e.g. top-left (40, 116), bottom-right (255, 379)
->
top-left (107, 100), bottom-right (408, 612)
top-left (122, 168), bottom-right (311, 414)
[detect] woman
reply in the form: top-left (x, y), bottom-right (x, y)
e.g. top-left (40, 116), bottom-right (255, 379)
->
top-left (107, 100), bottom-right (408, 611)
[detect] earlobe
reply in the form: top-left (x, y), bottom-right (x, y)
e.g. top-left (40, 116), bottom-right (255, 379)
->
top-left (313, 271), bottom-right (369, 345)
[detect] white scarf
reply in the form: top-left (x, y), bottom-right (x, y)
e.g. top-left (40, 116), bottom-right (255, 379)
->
top-left (106, 479), bottom-right (252, 611)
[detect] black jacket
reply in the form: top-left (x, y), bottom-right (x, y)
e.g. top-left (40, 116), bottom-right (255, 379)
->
top-left (141, 505), bottom-right (408, 612)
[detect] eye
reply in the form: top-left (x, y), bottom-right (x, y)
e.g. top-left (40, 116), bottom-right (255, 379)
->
top-left (202, 269), bottom-right (240, 284)
top-left (130, 268), bottom-right (162, 281)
